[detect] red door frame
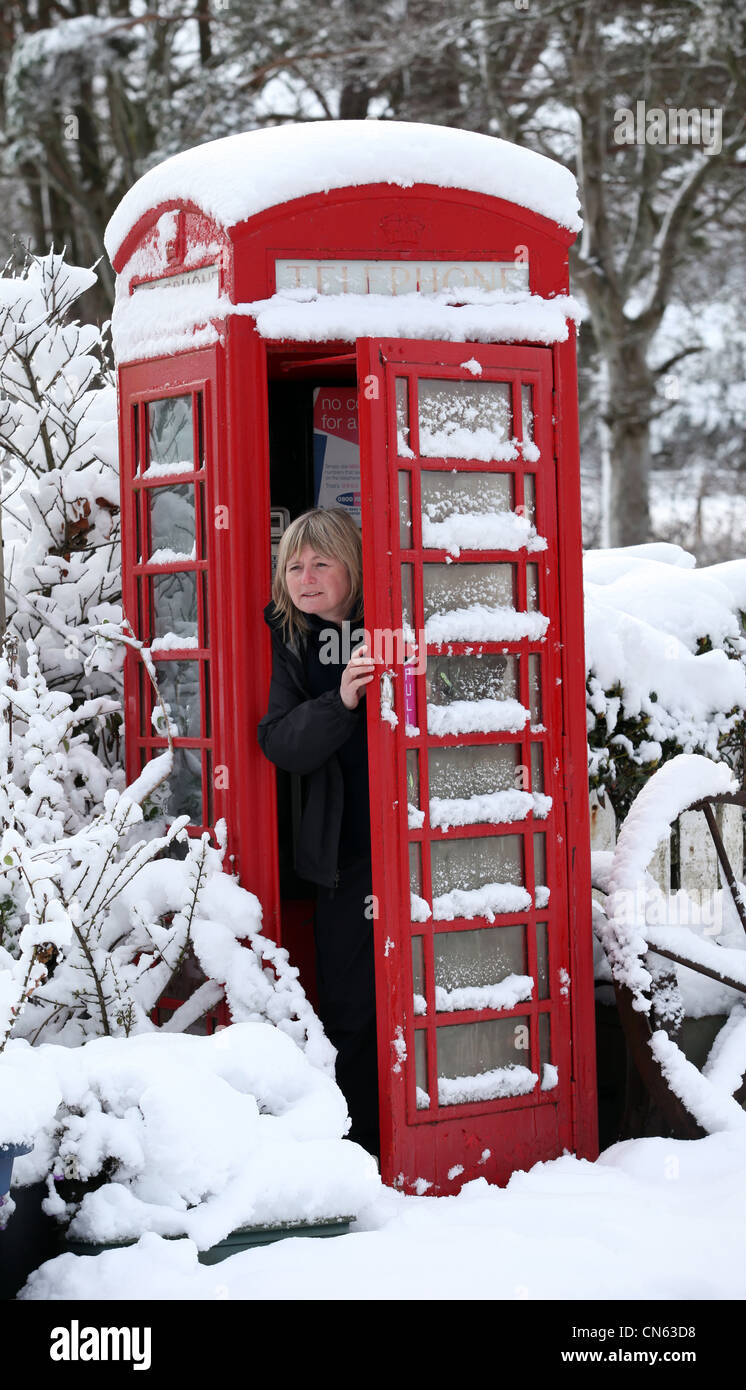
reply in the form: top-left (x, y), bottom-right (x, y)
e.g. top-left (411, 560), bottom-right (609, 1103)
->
top-left (357, 337), bottom-right (596, 1192)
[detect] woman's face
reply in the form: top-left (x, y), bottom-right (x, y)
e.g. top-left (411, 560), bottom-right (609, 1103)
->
top-left (285, 545), bottom-right (352, 624)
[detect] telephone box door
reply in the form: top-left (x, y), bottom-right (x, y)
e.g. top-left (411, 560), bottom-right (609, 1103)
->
top-left (357, 338), bottom-right (578, 1193)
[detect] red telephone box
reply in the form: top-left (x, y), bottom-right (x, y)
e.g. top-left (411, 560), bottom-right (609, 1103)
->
top-left (107, 120), bottom-right (597, 1192)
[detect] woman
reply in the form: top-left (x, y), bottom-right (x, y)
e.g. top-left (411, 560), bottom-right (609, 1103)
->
top-left (258, 507), bottom-right (379, 1158)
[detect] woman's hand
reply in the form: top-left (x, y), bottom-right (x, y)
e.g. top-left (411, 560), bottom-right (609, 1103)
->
top-left (340, 644), bottom-right (376, 710)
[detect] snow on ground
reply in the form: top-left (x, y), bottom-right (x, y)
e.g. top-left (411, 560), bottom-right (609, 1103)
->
top-left (19, 1129), bottom-right (746, 1300)
top-left (6, 1024), bottom-right (374, 1248)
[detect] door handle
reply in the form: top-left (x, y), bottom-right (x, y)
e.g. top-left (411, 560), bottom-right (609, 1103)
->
top-left (380, 669), bottom-right (398, 728)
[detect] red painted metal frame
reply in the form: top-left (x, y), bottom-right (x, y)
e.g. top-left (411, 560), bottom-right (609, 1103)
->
top-left (357, 338), bottom-right (596, 1192)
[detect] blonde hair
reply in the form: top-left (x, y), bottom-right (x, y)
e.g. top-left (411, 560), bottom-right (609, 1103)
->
top-left (272, 507), bottom-right (363, 642)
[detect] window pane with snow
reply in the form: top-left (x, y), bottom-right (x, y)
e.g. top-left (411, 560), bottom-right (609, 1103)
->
top-left (433, 925), bottom-right (529, 1013)
top-left (528, 653), bottom-right (542, 724)
top-left (415, 1029), bottom-right (430, 1109)
top-left (407, 750), bottom-right (423, 829)
top-left (534, 832), bottom-right (548, 906)
top-left (526, 563), bottom-right (539, 612)
top-left (149, 484), bottom-right (196, 561)
top-left (412, 936), bottom-right (425, 1013)
top-left (431, 834), bottom-right (526, 920)
top-left (146, 395), bottom-right (194, 474)
top-left (151, 572), bottom-right (198, 643)
top-left (523, 473), bottom-right (536, 523)
top-left (422, 562), bottom-right (515, 622)
top-left (418, 380), bottom-right (512, 460)
top-left (426, 653), bottom-right (517, 708)
top-left (421, 471), bottom-right (515, 551)
top-left (154, 659), bottom-right (201, 738)
top-left (428, 746), bottom-right (533, 830)
top-left (429, 744), bottom-right (519, 800)
top-left (436, 1017), bottom-right (536, 1105)
top-left (162, 747), bottom-right (203, 824)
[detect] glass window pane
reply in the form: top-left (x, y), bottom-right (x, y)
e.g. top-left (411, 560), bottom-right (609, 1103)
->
top-left (536, 922), bottom-right (549, 999)
top-left (539, 1013), bottom-right (551, 1067)
top-left (436, 1017), bottom-right (536, 1104)
top-left (398, 471), bottom-right (412, 549)
top-left (431, 835), bottom-right (527, 921)
top-left (521, 385), bottom-right (534, 444)
top-left (147, 396), bottom-right (194, 475)
top-left (151, 572), bottom-right (198, 643)
top-left (433, 925), bottom-right (531, 1012)
top-left (415, 1030), bottom-right (430, 1108)
top-left (202, 663), bottom-right (211, 738)
top-left (418, 379), bottom-right (512, 459)
top-left (135, 491), bottom-right (143, 563)
top-left (164, 747), bottom-right (203, 824)
top-left (531, 742), bottom-right (544, 793)
top-left (529, 653), bottom-right (542, 724)
top-left (401, 564), bottom-right (414, 638)
top-left (428, 746), bottom-right (535, 829)
top-left (205, 750), bottom-right (214, 827)
top-left (149, 484), bottom-right (196, 560)
top-left (154, 660), bottom-right (200, 738)
top-left (526, 562), bottom-right (539, 613)
top-left (396, 378), bottom-right (412, 457)
top-left (409, 841), bottom-right (422, 897)
top-left (534, 831), bottom-right (547, 898)
top-left (426, 652), bottom-right (517, 707)
top-left (138, 663), bottom-right (151, 736)
top-left (423, 562), bottom-right (515, 622)
top-left (199, 571), bottom-right (209, 646)
top-left (197, 482), bottom-right (207, 560)
top-left (412, 936), bottom-right (426, 1013)
top-left (421, 471), bottom-right (518, 550)
top-left (523, 473), bottom-right (536, 523)
top-left (407, 750), bottom-right (423, 829)
top-left (429, 745), bottom-right (520, 801)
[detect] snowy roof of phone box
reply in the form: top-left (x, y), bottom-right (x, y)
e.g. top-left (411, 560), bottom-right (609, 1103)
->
top-left (104, 120), bottom-right (582, 263)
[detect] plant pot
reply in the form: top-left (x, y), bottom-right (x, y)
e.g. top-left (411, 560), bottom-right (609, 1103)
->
top-left (196, 1216), bottom-right (353, 1264)
top-left (59, 1215), bottom-right (354, 1265)
top-left (0, 1142), bottom-right (32, 1199)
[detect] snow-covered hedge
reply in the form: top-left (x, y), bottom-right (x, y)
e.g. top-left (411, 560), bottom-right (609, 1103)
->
top-left (585, 543), bottom-right (746, 818)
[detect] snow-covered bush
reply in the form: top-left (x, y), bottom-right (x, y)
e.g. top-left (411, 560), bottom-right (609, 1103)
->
top-left (5, 785), bottom-right (332, 1061)
top-left (0, 629), bottom-right (330, 1057)
top-left (8, 1023), bottom-right (374, 1249)
top-left (0, 630), bottom-right (118, 1048)
top-left (0, 249), bottom-right (121, 763)
top-left (585, 544), bottom-right (746, 819)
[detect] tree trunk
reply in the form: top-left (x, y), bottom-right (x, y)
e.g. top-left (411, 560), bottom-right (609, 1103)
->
top-left (602, 334), bottom-right (655, 546)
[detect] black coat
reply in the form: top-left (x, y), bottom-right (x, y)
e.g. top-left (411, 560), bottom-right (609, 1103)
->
top-left (257, 602), bottom-right (366, 888)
